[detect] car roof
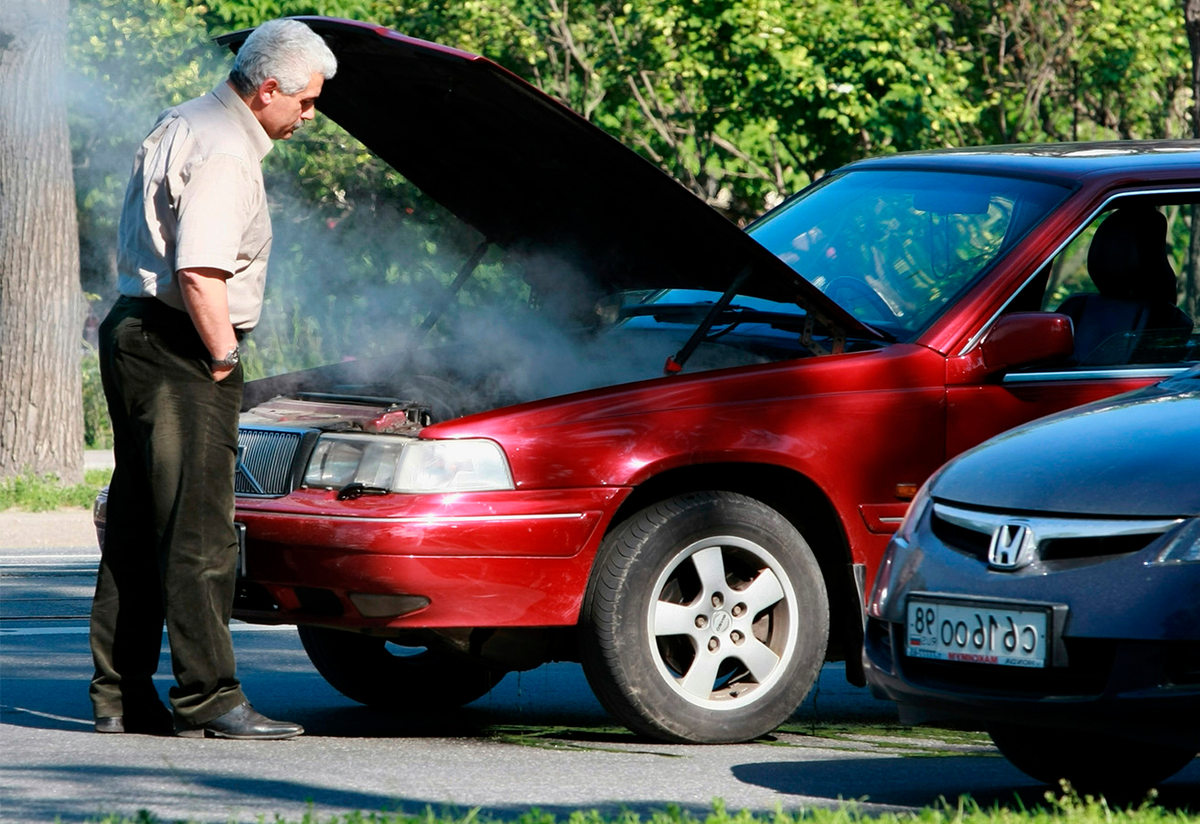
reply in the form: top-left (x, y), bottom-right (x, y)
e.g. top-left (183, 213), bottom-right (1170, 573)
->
top-left (843, 141), bottom-right (1200, 183)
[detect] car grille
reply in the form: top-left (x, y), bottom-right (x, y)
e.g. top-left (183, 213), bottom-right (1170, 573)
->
top-left (236, 427), bottom-right (305, 497)
top-left (930, 503), bottom-right (1179, 564)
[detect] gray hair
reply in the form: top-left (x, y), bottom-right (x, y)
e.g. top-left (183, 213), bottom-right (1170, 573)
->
top-left (229, 19), bottom-right (337, 96)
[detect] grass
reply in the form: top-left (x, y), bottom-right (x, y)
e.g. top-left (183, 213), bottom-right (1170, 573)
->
top-left (0, 468), bottom-right (112, 512)
top-left (77, 790), bottom-right (1195, 824)
top-left (774, 720), bottom-right (994, 755)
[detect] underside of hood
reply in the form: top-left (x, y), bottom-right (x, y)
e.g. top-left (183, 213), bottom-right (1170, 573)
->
top-left (216, 17), bottom-right (876, 340)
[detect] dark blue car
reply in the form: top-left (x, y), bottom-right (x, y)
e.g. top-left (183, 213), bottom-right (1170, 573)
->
top-left (863, 366), bottom-right (1200, 791)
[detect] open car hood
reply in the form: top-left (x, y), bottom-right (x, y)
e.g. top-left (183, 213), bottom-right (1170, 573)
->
top-left (216, 17), bottom-right (877, 341)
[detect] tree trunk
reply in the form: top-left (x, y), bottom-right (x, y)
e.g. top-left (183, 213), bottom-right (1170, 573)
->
top-left (0, 0), bottom-right (85, 483)
top-left (1185, 0), bottom-right (1200, 319)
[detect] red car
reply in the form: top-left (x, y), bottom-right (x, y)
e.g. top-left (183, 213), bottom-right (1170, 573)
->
top-left (100, 18), bottom-right (1200, 743)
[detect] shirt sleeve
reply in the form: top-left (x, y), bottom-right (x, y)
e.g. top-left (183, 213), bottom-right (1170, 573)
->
top-left (173, 153), bottom-right (254, 276)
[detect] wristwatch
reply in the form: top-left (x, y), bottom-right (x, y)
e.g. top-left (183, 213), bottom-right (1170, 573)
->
top-left (211, 346), bottom-right (240, 369)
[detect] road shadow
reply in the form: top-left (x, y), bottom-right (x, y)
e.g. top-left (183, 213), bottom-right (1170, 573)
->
top-left (6, 756), bottom-right (1198, 824)
top-left (733, 755), bottom-right (1200, 812)
top-left (0, 763), bottom-right (742, 824)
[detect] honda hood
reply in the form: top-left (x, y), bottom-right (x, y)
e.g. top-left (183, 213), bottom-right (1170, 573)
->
top-left (933, 373), bottom-right (1200, 518)
top-left (216, 17), bottom-right (875, 340)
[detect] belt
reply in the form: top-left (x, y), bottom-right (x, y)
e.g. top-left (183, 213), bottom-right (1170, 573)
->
top-left (117, 295), bottom-right (250, 340)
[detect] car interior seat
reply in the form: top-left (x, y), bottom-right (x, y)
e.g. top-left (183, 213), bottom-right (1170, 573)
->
top-left (1057, 206), bottom-right (1194, 365)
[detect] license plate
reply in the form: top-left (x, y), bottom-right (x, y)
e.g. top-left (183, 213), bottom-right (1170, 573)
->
top-left (905, 596), bottom-right (1049, 668)
top-left (234, 522), bottom-right (247, 578)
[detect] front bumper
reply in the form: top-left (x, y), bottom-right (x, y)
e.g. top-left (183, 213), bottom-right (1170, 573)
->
top-left (862, 512), bottom-right (1200, 750)
top-left (231, 486), bottom-right (626, 629)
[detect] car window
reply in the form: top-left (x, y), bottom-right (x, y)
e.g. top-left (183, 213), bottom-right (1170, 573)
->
top-left (748, 170), bottom-right (1072, 341)
top-left (1034, 198), bottom-right (1200, 368)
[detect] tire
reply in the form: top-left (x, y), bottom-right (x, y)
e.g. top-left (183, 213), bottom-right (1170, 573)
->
top-left (580, 491), bottom-right (829, 743)
top-left (298, 625), bottom-right (504, 710)
top-left (988, 722), bottom-right (1198, 792)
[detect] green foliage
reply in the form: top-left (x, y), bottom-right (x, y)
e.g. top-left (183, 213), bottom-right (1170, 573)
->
top-left (949, 0), bottom-right (1190, 143)
top-left (381, 0), bottom-right (979, 222)
top-left (201, 0), bottom-right (390, 34)
top-left (0, 469), bottom-right (112, 512)
top-left (81, 340), bottom-right (113, 449)
top-left (68, 0), bottom-right (228, 296)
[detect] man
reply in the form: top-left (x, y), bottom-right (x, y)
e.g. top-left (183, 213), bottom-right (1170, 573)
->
top-left (90, 19), bottom-right (336, 740)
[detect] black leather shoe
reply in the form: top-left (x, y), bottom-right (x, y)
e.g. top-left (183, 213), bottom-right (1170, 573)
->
top-left (94, 705), bottom-right (174, 735)
top-left (176, 702), bottom-right (303, 740)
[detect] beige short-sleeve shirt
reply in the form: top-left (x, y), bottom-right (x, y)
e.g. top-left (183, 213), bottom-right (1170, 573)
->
top-left (115, 81), bottom-right (274, 330)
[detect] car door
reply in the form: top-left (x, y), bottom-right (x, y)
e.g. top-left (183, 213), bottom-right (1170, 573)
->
top-left (945, 190), bottom-right (1200, 458)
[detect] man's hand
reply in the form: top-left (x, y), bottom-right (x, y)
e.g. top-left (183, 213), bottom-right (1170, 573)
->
top-left (178, 267), bottom-right (239, 381)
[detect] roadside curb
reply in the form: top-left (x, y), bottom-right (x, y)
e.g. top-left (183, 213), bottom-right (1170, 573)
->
top-left (85, 449), bottom-right (115, 472)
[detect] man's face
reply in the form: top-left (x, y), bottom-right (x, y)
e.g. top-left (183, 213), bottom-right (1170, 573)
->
top-left (257, 72), bottom-right (325, 140)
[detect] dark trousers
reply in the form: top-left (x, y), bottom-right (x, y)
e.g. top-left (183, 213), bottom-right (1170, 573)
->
top-left (90, 296), bottom-right (247, 725)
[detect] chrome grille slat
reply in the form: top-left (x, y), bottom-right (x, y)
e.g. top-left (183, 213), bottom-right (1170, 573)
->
top-left (933, 504), bottom-right (1180, 541)
top-left (236, 428), bottom-right (303, 497)
top-left (931, 503), bottom-right (1181, 563)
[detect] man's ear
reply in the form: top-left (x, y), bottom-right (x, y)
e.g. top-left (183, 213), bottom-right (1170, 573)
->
top-left (256, 78), bottom-right (280, 106)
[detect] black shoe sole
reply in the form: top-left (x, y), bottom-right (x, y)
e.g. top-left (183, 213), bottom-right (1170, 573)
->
top-left (175, 726), bottom-right (304, 740)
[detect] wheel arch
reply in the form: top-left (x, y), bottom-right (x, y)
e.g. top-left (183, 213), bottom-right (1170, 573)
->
top-left (602, 462), bottom-right (864, 681)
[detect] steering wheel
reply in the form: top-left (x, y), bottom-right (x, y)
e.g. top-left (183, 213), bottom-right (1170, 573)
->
top-left (822, 277), bottom-right (894, 323)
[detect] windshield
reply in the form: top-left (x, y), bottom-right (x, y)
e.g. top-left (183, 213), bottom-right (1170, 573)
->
top-left (749, 169), bottom-right (1073, 340)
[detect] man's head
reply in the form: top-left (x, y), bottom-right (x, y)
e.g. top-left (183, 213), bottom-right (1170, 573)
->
top-left (229, 19), bottom-right (338, 140)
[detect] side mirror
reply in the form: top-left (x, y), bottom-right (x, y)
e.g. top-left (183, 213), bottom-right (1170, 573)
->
top-left (979, 312), bottom-right (1074, 374)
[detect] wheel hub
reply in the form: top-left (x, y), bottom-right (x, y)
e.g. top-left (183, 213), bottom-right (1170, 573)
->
top-left (648, 536), bottom-right (799, 709)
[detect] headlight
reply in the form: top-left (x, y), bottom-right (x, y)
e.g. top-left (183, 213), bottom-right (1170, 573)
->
top-left (304, 433), bottom-right (514, 494)
top-left (1153, 519), bottom-right (1200, 564)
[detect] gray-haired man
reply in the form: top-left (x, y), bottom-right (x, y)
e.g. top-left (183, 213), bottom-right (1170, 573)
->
top-left (91, 19), bottom-right (336, 740)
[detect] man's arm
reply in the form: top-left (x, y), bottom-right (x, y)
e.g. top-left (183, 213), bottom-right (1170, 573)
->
top-left (178, 267), bottom-right (240, 381)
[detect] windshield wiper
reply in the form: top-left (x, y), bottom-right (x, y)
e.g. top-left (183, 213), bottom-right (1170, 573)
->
top-left (622, 303), bottom-right (805, 330)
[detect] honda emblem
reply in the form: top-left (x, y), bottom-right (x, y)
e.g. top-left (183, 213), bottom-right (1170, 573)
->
top-left (987, 522), bottom-right (1036, 570)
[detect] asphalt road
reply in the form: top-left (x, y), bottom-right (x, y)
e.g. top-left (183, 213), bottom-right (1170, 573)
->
top-left (3, 511), bottom-right (1198, 824)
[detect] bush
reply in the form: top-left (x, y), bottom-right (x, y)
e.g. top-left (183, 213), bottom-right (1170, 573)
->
top-left (82, 340), bottom-right (113, 449)
top-left (0, 469), bottom-right (112, 512)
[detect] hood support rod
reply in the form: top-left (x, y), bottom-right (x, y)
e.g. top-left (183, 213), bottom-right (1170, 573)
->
top-left (416, 238), bottom-right (492, 340)
top-left (664, 264), bottom-right (753, 374)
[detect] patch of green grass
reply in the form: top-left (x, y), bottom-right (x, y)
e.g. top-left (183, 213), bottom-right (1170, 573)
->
top-left (76, 789), bottom-right (1192, 824)
top-left (773, 720), bottom-right (993, 757)
top-left (485, 724), bottom-right (684, 756)
top-left (0, 468), bottom-right (112, 512)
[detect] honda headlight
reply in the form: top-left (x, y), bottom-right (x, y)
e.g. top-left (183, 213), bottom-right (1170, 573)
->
top-left (304, 434), bottom-right (514, 494)
top-left (1153, 519), bottom-right (1200, 564)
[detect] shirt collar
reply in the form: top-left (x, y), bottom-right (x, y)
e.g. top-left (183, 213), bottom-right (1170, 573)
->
top-left (211, 80), bottom-right (274, 162)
